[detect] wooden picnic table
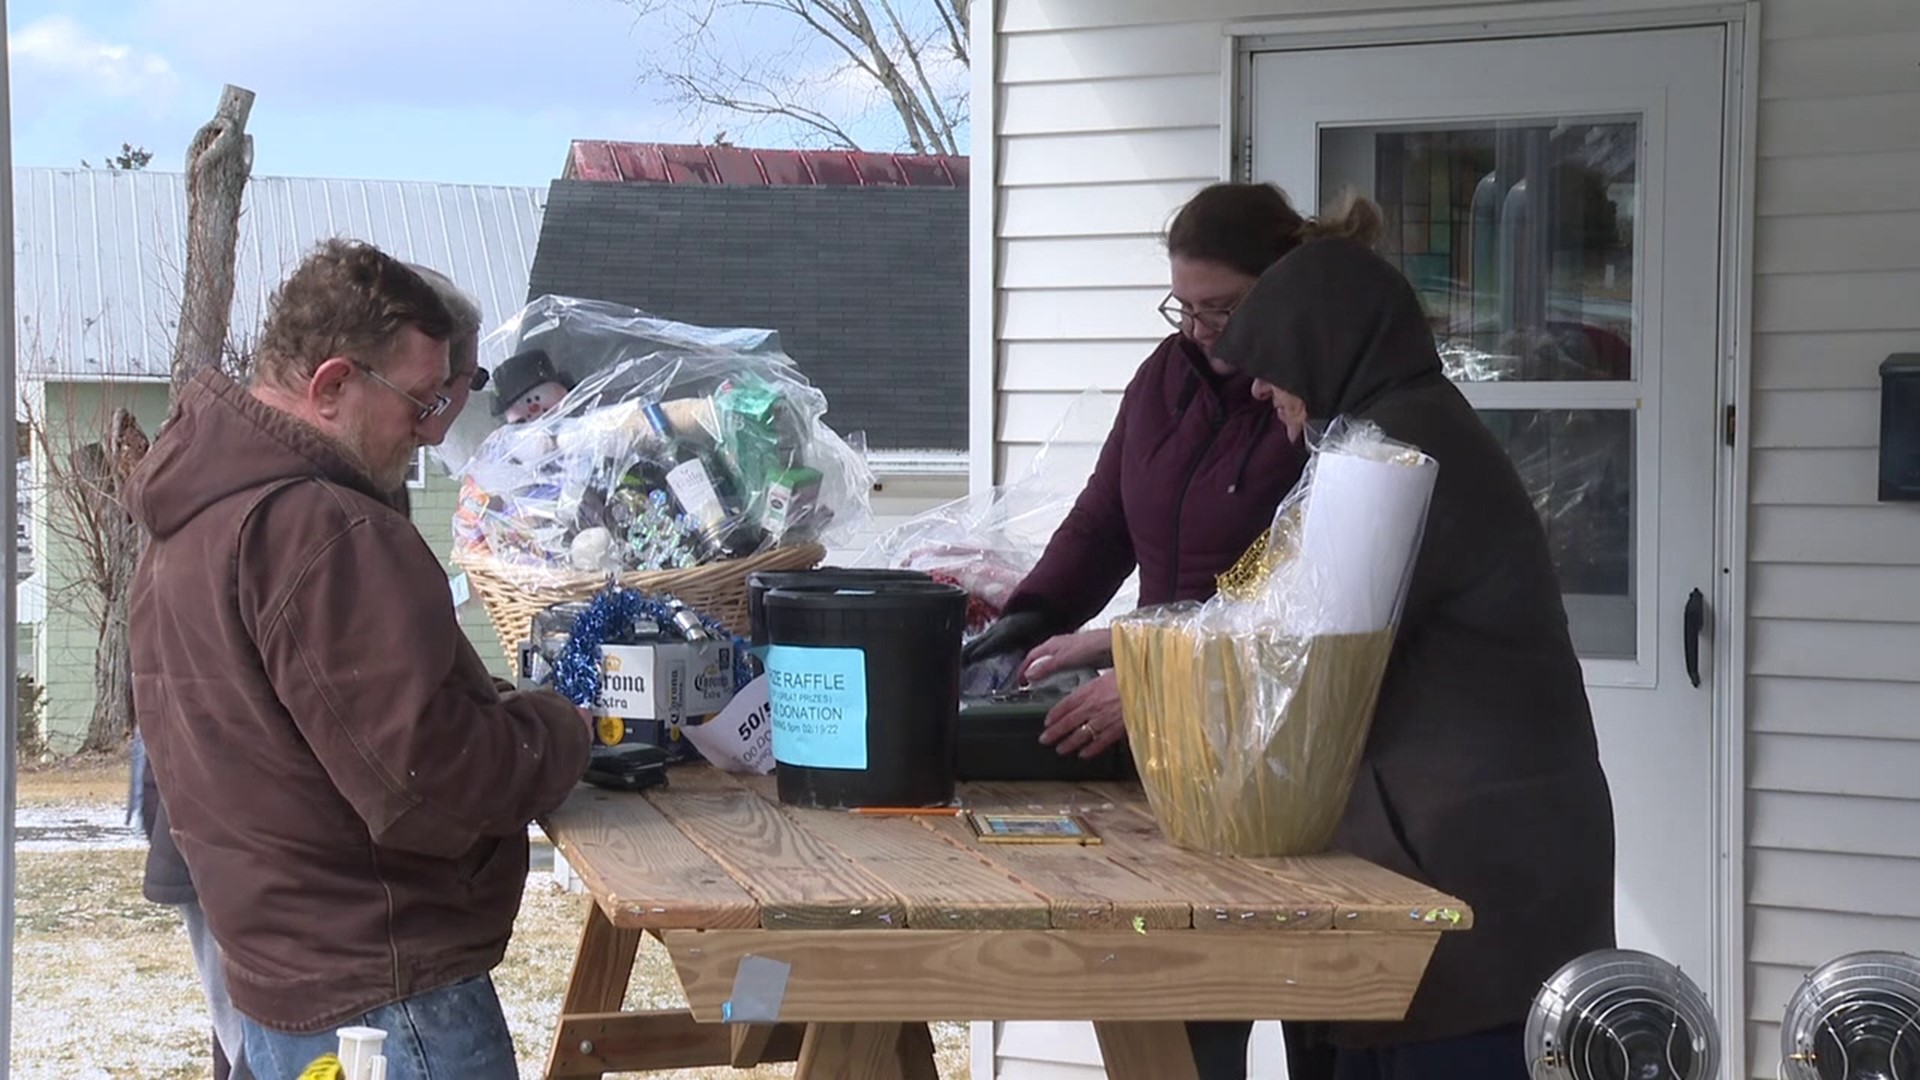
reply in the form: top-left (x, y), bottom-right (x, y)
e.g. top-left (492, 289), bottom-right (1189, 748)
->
top-left (536, 767), bottom-right (1471, 1080)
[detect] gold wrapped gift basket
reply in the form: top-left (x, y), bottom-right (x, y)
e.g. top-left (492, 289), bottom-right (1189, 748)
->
top-left (1113, 421), bottom-right (1438, 857)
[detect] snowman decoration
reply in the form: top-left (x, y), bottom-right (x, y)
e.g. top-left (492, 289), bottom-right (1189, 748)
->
top-left (490, 348), bottom-right (577, 426)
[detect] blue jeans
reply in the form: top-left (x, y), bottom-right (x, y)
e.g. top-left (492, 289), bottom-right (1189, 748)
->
top-left (241, 975), bottom-right (517, 1080)
top-left (178, 902), bottom-right (252, 1080)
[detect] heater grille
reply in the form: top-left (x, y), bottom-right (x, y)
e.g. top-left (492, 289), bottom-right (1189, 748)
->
top-left (1527, 949), bottom-right (1718, 1080)
top-left (1781, 951), bottom-right (1920, 1080)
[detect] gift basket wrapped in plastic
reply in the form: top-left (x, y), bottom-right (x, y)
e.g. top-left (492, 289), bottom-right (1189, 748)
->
top-left (443, 295), bottom-right (873, 656)
top-left (1111, 420), bottom-right (1438, 857)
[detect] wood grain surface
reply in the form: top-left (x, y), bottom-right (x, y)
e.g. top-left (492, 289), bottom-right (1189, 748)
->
top-left (734, 774), bottom-right (1054, 930)
top-left (539, 789), bottom-right (759, 930)
top-left (647, 768), bottom-right (906, 929)
top-left (539, 772), bottom-right (1470, 935)
top-left (662, 928), bottom-right (1440, 1023)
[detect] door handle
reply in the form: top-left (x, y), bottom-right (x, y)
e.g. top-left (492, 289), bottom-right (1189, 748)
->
top-left (1683, 588), bottom-right (1705, 688)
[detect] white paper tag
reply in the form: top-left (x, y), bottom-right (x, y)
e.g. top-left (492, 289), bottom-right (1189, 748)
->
top-left (682, 675), bottom-right (775, 775)
top-left (448, 572), bottom-right (471, 610)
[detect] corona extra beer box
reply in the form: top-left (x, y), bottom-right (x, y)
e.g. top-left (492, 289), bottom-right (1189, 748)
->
top-left (591, 641), bottom-right (738, 758)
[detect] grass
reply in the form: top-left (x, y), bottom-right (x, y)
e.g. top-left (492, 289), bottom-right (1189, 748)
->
top-left (14, 751), bottom-right (128, 807)
top-left (9, 760), bottom-right (974, 1079)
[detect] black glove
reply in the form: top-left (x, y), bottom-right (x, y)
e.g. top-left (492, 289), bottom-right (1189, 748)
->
top-left (961, 610), bottom-right (1050, 666)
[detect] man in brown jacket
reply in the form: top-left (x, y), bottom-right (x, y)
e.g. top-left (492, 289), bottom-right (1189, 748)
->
top-left (127, 239), bottom-right (591, 1079)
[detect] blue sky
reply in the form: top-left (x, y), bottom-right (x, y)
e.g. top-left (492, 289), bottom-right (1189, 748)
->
top-left (5, 0), bottom-right (960, 187)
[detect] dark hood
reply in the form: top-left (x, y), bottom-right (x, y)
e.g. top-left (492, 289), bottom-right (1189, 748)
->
top-left (127, 369), bottom-right (395, 539)
top-left (1211, 237), bottom-right (1444, 422)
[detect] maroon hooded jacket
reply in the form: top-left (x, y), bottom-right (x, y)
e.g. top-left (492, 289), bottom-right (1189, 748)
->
top-left (1005, 334), bottom-right (1309, 631)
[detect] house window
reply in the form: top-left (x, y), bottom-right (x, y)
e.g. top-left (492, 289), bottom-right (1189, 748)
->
top-left (405, 448), bottom-right (429, 490)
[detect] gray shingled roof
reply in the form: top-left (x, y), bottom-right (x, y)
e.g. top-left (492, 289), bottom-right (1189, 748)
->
top-left (12, 166), bottom-right (545, 380)
top-left (526, 179), bottom-right (967, 453)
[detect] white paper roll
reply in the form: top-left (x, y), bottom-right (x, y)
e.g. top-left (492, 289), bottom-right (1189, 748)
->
top-left (1297, 451), bottom-right (1438, 635)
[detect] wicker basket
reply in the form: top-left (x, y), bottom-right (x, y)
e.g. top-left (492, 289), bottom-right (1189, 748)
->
top-left (459, 544), bottom-right (825, 658)
top-left (1112, 621), bottom-right (1395, 857)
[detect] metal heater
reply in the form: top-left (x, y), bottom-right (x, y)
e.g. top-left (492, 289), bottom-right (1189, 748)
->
top-left (1781, 950), bottom-right (1920, 1080)
top-left (1526, 949), bottom-right (1719, 1080)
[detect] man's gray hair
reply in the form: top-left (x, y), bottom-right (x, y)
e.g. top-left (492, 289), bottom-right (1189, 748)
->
top-left (404, 262), bottom-right (482, 376)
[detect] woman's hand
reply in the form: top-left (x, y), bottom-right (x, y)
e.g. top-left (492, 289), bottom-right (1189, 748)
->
top-left (1038, 671), bottom-right (1127, 759)
top-left (1017, 628), bottom-right (1113, 684)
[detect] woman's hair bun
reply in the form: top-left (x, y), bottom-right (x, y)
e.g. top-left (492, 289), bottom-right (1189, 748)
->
top-left (1302, 189), bottom-right (1386, 249)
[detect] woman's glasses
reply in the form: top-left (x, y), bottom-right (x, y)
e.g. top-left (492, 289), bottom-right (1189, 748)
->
top-left (1157, 291), bottom-right (1242, 334)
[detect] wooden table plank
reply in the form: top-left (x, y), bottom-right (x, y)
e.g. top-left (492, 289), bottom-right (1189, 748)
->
top-left (1081, 791), bottom-right (1474, 932)
top-left (662, 929), bottom-right (1438, 1023)
top-left (1243, 852), bottom-right (1474, 932)
top-left (795, 1023), bottom-right (907, 1080)
top-left (1094, 1023), bottom-right (1201, 1080)
top-left (546, 1010), bottom-right (803, 1076)
top-left (649, 769), bottom-right (906, 930)
top-left (913, 809), bottom-right (1191, 931)
top-left (968, 782), bottom-right (1338, 932)
top-left (896, 1023), bottom-right (940, 1080)
top-left (544, 905), bottom-right (646, 1080)
top-left (735, 775), bottom-right (1053, 930)
top-left (539, 787), bottom-right (760, 930)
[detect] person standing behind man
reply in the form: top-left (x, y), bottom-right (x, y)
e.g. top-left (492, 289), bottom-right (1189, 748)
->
top-left (125, 258), bottom-right (492, 1080)
top-left (126, 238), bottom-right (591, 1079)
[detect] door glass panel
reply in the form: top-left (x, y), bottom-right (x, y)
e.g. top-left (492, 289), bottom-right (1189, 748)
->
top-left (1321, 117), bottom-right (1646, 662)
top-left (1476, 408), bottom-right (1636, 659)
top-left (1320, 119), bottom-right (1639, 383)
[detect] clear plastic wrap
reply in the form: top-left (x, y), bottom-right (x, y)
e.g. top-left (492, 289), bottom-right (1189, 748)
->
top-left (1493, 410), bottom-right (1630, 600)
top-left (448, 295), bottom-right (872, 582)
top-left (1111, 420), bottom-right (1439, 857)
top-left (852, 389), bottom-right (1139, 692)
top-left (436, 295), bottom-right (786, 474)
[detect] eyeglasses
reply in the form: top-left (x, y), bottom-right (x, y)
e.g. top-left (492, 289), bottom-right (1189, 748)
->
top-left (1158, 291), bottom-right (1245, 334)
top-left (354, 361), bottom-right (451, 423)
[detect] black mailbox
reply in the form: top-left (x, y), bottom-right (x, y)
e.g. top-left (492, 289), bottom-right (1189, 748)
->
top-left (1883, 354), bottom-right (1920, 502)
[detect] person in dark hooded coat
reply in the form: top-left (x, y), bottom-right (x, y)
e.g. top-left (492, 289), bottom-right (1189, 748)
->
top-left (1192, 237), bottom-right (1618, 1080)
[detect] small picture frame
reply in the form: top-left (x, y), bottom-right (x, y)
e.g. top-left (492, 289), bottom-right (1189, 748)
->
top-left (965, 811), bottom-right (1102, 846)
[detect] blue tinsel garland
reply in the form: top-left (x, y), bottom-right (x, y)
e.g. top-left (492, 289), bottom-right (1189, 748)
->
top-left (549, 586), bottom-right (752, 707)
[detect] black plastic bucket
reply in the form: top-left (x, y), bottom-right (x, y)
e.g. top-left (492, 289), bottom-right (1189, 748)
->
top-left (747, 567), bottom-right (931, 650)
top-left (762, 580), bottom-right (966, 809)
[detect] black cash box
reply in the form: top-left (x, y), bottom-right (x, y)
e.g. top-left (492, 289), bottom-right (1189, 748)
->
top-left (955, 671), bottom-right (1136, 783)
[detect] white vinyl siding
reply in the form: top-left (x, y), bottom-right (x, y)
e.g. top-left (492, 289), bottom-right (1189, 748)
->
top-left (982, 0), bottom-right (1920, 1077)
top-left (1744, 11), bottom-right (1920, 1069)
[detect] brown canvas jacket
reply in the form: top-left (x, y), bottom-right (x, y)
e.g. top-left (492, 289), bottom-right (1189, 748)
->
top-left (126, 369), bottom-right (591, 1032)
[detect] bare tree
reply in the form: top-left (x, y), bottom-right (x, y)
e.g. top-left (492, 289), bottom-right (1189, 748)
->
top-left (618, 0), bottom-right (969, 154)
top-left (172, 85), bottom-right (256, 402)
top-left (24, 398), bottom-right (147, 754)
top-left (21, 85), bottom-right (257, 754)
top-left (24, 332), bottom-right (259, 754)
top-left (81, 143), bottom-right (156, 171)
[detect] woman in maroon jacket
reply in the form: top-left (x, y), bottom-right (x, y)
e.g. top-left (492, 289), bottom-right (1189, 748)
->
top-left (964, 183), bottom-right (1380, 764)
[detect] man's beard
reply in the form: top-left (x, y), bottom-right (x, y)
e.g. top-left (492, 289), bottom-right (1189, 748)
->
top-left (365, 442), bottom-right (416, 492)
top-left (339, 413), bottom-right (416, 492)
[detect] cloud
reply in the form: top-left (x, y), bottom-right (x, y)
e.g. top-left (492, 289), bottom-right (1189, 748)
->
top-left (128, 0), bottom-right (662, 114)
top-left (9, 14), bottom-right (180, 101)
